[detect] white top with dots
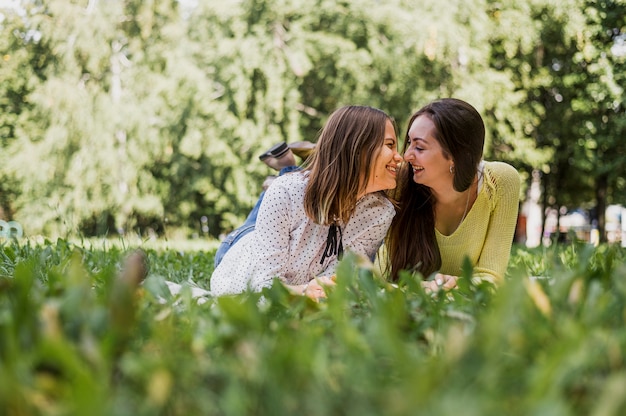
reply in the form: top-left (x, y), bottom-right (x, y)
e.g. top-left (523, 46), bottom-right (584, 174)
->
top-left (210, 171), bottom-right (396, 296)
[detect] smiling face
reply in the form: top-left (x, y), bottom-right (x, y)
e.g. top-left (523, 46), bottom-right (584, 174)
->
top-left (403, 115), bottom-right (452, 190)
top-left (362, 119), bottom-right (402, 196)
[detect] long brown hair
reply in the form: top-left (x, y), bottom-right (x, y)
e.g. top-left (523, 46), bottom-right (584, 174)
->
top-left (303, 105), bottom-right (394, 225)
top-left (386, 98), bottom-right (485, 281)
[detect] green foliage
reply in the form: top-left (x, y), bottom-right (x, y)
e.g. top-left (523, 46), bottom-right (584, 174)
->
top-left (0, 0), bottom-right (624, 239)
top-left (1, 240), bottom-right (626, 414)
top-left (488, 0), bottom-right (626, 236)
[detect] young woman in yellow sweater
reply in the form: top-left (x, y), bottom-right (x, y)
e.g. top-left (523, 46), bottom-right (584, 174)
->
top-left (386, 98), bottom-right (520, 291)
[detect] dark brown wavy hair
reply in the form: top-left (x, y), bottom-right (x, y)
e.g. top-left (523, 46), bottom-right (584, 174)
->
top-left (386, 98), bottom-right (485, 281)
top-left (303, 105), bottom-right (395, 225)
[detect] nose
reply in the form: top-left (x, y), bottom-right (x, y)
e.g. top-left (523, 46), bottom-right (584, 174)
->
top-left (403, 148), bottom-right (414, 162)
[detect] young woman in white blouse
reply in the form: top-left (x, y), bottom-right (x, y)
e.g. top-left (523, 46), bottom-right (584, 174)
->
top-left (210, 105), bottom-right (403, 301)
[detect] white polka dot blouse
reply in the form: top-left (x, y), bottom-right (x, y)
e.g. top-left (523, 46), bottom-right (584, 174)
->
top-left (210, 171), bottom-right (396, 296)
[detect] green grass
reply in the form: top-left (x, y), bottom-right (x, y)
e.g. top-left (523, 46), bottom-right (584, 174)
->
top-left (1, 238), bottom-right (626, 415)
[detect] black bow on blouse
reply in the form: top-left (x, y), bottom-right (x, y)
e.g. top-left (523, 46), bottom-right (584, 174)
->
top-left (320, 224), bottom-right (343, 265)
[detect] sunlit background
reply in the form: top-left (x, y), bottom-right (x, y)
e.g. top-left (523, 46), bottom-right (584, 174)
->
top-left (0, 0), bottom-right (624, 247)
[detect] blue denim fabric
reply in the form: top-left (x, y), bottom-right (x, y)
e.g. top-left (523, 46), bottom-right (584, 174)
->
top-left (214, 165), bottom-right (300, 268)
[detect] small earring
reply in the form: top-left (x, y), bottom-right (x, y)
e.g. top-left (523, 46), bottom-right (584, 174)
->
top-left (450, 165), bottom-right (454, 174)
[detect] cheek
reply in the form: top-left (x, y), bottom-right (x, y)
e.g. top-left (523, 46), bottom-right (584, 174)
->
top-left (374, 161), bottom-right (387, 179)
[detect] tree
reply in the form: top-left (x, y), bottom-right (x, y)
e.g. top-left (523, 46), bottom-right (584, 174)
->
top-left (571, 0), bottom-right (626, 241)
top-left (487, 0), bottom-right (625, 243)
top-left (1, 0), bottom-right (192, 237)
top-left (2, 0), bottom-right (622, 241)
top-left (186, 0), bottom-right (533, 235)
top-left (0, 3), bottom-right (53, 221)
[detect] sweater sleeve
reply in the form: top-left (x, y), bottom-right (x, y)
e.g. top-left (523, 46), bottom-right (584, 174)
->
top-left (473, 162), bottom-right (521, 284)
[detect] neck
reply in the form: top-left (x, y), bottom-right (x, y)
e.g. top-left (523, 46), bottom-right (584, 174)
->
top-left (358, 187), bottom-right (379, 201)
top-left (432, 177), bottom-right (475, 236)
top-left (431, 176), bottom-right (476, 207)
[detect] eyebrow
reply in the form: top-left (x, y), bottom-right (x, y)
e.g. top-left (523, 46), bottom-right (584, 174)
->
top-left (409, 136), bottom-right (428, 143)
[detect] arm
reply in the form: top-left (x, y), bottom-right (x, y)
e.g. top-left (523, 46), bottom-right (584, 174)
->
top-left (246, 179), bottom-right (295, 291)
top-left (473, 163), bottom-right (521, 284)
top-left (285, 275), bottom-right (336, 301)
top-left (429, 164), bottom-right (520, 291)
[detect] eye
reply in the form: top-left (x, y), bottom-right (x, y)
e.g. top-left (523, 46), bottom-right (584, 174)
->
top-left (409, 139), bottom-right (425, 152)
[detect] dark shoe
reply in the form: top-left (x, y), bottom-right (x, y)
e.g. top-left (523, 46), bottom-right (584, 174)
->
top-left (260, 142), bottom-right (297, 170)
top-left (259, 142), bottom-right (289, 161)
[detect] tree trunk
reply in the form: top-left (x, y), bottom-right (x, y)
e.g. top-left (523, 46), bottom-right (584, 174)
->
top-left (0, 193), bottom-right (13, 221)
top-left (540, 171), bottom-right (549, 245)
top-left (595, 173), bottom-right (608, 243)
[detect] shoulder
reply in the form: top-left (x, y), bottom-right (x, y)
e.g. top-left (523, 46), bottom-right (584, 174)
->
top-left (483, 161), bottom-right (520, 191)
top-left (346, 192), bottom-right (395, 235)
top-left (354, 191), bottom-right (396, 219)
top-left (271, 170), bottom-right (307, 187)
top-left (265, 171), bottom-right (308, 197)
top-left (485, 161), bottom-right (519, 174)
top-left (361, 191), bottom-right (394, 210)
top-left (480, 162), bottom-right (520, 211)
top-left (483, 160), bottom-right (518, 175)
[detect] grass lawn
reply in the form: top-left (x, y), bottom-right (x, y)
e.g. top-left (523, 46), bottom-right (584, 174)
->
top-left (1, 238), bottom-right (625, 415)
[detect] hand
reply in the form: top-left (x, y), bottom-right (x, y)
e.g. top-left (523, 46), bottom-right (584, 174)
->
top-left (303, 275), bottom-right (336, 301)
top-left (421, 273), bottom-right (458, 294)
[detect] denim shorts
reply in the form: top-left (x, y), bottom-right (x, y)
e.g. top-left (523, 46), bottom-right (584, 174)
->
top-left (213, 224), bottom-right (255, 268)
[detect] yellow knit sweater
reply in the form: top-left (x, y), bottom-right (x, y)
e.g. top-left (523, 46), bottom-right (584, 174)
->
top-left (436, 161), bottom-right (520, 284)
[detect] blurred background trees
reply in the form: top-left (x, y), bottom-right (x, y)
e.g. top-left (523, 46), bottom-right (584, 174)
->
top-left (0, 0), bottom-right (624, 242)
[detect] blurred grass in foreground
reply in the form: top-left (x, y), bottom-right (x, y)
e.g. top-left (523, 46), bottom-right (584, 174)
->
top-left (1, 239), bottom-right (625, 415)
